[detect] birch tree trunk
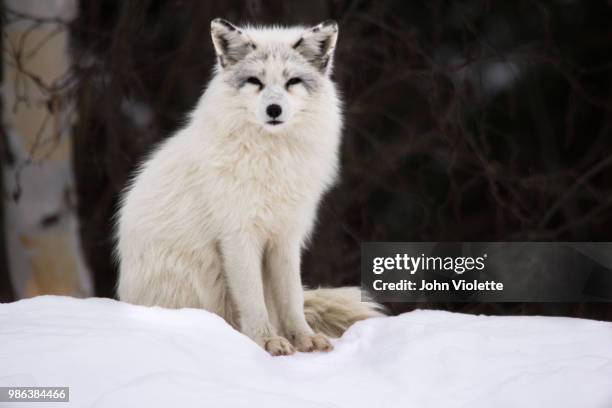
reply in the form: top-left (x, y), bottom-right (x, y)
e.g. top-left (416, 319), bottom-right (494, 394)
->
top-left (2, 0), bottom-right (91, 298)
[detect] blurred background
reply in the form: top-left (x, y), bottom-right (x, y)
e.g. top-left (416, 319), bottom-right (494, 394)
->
top-left (1, 0), bottom-right (611, 320)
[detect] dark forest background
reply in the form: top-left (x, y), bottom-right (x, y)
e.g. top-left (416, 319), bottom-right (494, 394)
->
top-left (2, 0), bottom-right (612, 320)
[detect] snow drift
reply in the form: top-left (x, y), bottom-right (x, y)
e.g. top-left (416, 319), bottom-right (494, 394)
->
top-left (1, 296), bottom-right (611, 407)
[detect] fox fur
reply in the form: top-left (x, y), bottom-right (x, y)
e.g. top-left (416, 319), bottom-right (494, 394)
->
top-left (116, 18), bottom-right (383, 356)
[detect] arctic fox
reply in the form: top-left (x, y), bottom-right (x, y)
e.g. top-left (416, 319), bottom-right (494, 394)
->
top-left (116, 18), bottom-right (382, 355)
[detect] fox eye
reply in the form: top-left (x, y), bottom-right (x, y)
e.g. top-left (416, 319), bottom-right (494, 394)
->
top-left (285, 77), bottom-right (302, 88)
top-left (246, 77), bottom-right (263, 88)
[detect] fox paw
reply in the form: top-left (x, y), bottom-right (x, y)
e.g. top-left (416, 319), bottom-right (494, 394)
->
top-left (263, 335), bottom-right (295, 356)
top-left (291, 332), bottom-right (333, 353)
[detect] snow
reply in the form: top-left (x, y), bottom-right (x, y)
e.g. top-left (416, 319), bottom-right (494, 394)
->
top-left (1, 296), bottom-right (611, 408)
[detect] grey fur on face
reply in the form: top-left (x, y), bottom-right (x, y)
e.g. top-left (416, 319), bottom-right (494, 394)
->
top-left (226, 48), bottom-right (322, 94)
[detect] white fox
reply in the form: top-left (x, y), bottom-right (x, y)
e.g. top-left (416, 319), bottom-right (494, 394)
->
top-left (116, 18), bottom-right (382, 355)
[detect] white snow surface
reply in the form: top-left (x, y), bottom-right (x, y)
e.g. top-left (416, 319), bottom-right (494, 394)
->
top-left (1, 296), bottom-right (611, 408)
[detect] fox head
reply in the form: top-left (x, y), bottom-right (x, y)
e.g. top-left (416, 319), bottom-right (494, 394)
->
top-left (210, 19), bottom-right (339, 133)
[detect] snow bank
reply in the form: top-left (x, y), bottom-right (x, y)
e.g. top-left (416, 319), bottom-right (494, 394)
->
top-left (1, 296), bottom-right (611, 407)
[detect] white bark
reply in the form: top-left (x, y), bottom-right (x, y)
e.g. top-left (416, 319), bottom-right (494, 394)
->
top-left (2, 0), bottom-right (92, 297)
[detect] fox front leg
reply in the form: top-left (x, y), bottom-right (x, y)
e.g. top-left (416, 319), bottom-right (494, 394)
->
top-left (220, 237), bottom-right (295, 356)
top-left (264, 236), bottom-right (332, 353)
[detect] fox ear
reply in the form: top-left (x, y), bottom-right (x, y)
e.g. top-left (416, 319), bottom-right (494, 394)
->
top-left (211, 18), bottom-right (256, 68)
top-left (293, 20), bottom-right (338, 74)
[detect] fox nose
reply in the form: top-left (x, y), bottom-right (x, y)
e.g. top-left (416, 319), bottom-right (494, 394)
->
top-left (266, 104), bottom-right (282, 118)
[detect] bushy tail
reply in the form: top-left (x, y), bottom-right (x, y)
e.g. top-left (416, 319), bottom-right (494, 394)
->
top-left (303, 287), bottom-right (385, 338)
